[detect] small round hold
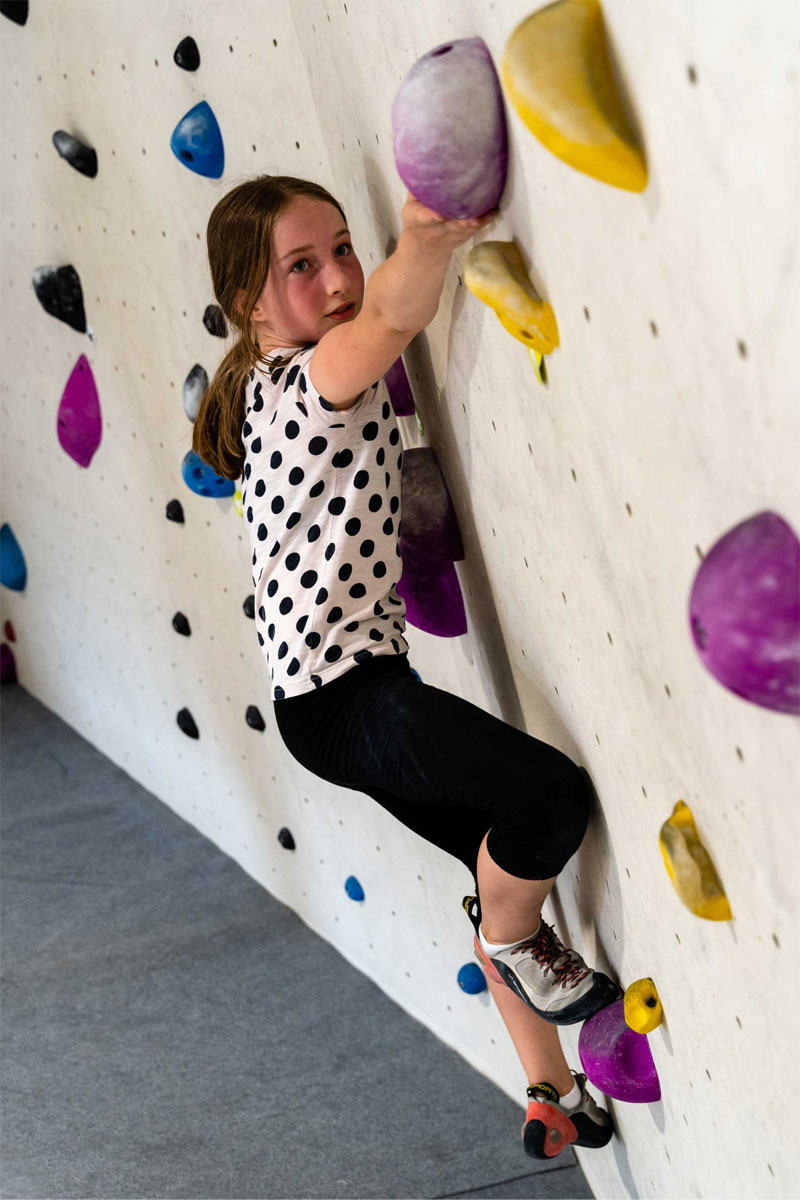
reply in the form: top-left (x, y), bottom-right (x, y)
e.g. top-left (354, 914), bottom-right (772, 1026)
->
top-left (457, 963), bottom-right (487, 995)
top-left (623, 977), bottom-right (663, 1034)
top-left (345, 876), bottom-right (365, 902)
top-left (278, 828), bottom-right (295, 851)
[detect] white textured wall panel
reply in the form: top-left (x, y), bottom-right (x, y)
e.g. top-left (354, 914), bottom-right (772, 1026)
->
top-left (2, 2), bottom-right (798, 1196)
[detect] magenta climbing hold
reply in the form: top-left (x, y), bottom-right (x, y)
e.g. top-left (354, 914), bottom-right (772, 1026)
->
top-left (57, 354), bottom-right (102, 468)
top-left (397, 536), bottom-right (467, 638)
top-left (578, 999), bottom-right (661, 1103)
top-left (689, 511), bottom-right (800, 715)
top-left (391, 38), bottom-right (508, 220)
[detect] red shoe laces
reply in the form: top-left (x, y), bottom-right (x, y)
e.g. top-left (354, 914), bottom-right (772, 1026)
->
top-left (511, 921), bottom-right (590, 989)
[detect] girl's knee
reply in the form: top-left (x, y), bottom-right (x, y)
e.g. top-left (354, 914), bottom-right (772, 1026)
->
top-left (548, 758), bottom-right (592, 861)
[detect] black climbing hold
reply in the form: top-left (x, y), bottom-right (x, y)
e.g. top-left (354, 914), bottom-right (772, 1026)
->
top-left (52, 131), bottom-right (98, 178)
top-left (172, 612), bottom-right (191, 636)
top-left (278, 828), bottom-right (296, 851)
top-left (183, 364), bottom-right (208, 421)
top-left (176, 708), bottom-right (199, 739)
top-left (166, 499), bottom-right (185, 523)
top-left (245, 705), bottom-right (266, 732)
top-left (1, 1), bottom-right (28, 25)
top-left (174, 36), bottom-right (200, 71)
top-left (32, 265), bottom-right (87, 333)
top-left (243, 594), bottom-right (255, 619)
top-left (203, 304), bottom-right (227, 338)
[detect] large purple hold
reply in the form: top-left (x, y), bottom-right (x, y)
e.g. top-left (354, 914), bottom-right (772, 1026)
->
top-left (391, 38), bottom-right (508, 220)
top-left (689, 511), bottom-right (799, 715)
top-left (397, 536), bottom-right (467, 637)
top-left (57, 354), bottom-right (102, 468)
top-left (579, 999), bottom-right (661, 1104)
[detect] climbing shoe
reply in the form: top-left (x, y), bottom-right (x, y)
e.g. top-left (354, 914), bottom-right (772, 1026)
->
top-left (463, 895), bottom-right (621, 1024)
top-left (522, 1073), bottom-right (612, 1160)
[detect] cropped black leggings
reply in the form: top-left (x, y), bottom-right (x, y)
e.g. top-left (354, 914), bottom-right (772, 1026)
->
top-left (273, 653), bottom-right (591, 889)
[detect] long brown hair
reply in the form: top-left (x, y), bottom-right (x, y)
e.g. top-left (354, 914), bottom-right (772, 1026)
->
top-left (192, 175), bottom-right (347, 481)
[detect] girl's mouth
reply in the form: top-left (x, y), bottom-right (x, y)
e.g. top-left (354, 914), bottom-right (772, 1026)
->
top-left (328, 303), bottom-right (355, 320)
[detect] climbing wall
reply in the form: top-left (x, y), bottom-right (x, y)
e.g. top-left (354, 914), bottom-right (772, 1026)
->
top-left (2, 2), bottom-right (798, 1197)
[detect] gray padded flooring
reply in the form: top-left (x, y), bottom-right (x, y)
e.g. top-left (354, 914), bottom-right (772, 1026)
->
top-left (0, 684), bottom-right (594, 1200)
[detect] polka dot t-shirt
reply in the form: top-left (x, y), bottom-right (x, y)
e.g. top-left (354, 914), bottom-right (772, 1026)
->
top-left (241, 344), bottom-right (409, 700)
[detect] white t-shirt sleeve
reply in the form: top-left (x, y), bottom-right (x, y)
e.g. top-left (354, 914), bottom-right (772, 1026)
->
top-left (276, 345), bottom-right (376, 425)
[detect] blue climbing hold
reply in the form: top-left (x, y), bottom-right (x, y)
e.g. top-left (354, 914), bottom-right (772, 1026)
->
top-left (409, 666), bottom-right (422, 683)
top-left (181, 449), bottom-right (235, 498)
top-left (458, 963), bottom-right (487, 994)
top-left (345, 876), bottom-right (365, 902)
top-left (170, 100), bottom-right (224, 178)
top-left (0, 524), bottom-right (27, 591)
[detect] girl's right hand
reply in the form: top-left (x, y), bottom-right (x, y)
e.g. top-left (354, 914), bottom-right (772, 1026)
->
top-left (401, 191), bottom-right (499, 252)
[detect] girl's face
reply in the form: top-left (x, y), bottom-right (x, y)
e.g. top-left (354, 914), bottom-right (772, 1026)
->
top-left (250, 196), bottom-right (365, 351)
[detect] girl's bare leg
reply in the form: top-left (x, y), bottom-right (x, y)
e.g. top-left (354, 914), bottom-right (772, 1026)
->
top-left (485, 974), bottom-right (575, 1095)
top-left (476, 829), bottom-right (575, 1094)
top-left (476, 829), bottom-right (556, 945)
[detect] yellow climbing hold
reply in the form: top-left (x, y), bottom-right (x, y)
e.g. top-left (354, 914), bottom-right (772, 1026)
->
top-left (528, 346), bottom-right (547, 384)
top-left (623, 977), bottom-right (663, 1034)
top-left (463, 240), bottom-right (559, 354)
top-left (501, 0), bottom-right (648, 193)
top-left (659, 801), bottom-right (732, 921)
top-left (233, 487), bottom-right (243, 517)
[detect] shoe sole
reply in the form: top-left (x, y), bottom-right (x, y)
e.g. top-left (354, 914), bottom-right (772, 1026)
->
top-left (521, 1103), bottom-right (578, 1159)
top-left (571, 1111), bottom-right (614, 1148)
top-left (474, 934), bottom-right (622, 1025)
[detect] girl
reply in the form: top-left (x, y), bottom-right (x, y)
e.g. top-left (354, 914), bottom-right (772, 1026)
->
top-left (194, 174), bottom-right (620, 1161)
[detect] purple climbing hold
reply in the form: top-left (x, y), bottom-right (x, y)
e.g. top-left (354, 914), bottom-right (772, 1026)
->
top-left (383, 356), bottom-right (416, 418)
top-left (0, 643), bottom-right (17, 685)
top-left (57, 354), bottom-right (102, 468)
top-left (397, 536), bottom-right (467, 638)
top-left (578, 998), bottom-right (661, 1104)
top-left (391, 38), bottom-right (508, 220)
top-left (689, 511), bottom-right (800, 715)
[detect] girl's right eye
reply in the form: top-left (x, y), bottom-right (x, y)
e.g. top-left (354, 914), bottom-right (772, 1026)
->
top-left (290, 243), bottom-right (352, 274)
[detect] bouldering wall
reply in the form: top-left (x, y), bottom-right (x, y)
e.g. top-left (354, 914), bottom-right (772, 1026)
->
top-left (1, 2), bottom-right (798, 1197)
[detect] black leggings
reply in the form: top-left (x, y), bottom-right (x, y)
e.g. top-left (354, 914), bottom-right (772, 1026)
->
top-left (273, 653), bottom-right (591, 889)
